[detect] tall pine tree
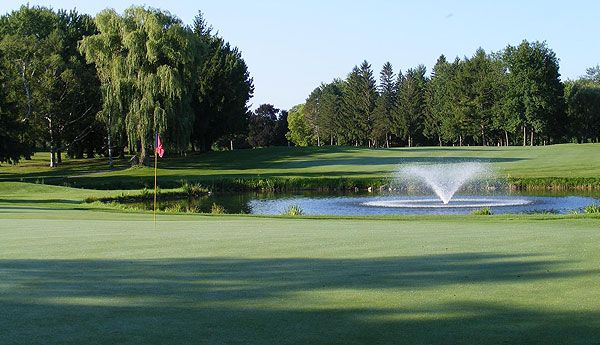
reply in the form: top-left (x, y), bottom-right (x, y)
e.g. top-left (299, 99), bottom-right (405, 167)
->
top-left (373, 62), bottom-right (396, 147)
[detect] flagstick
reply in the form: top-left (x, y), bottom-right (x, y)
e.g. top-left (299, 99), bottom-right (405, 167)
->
top-left (154, 149), bottom-right (158, 226)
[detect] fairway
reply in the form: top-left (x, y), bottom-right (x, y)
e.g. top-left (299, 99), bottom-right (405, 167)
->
top-left (2, 144), bottom-right (600, 189)
top-left (1, 209), bottom-right (600, 344)
top-left (2, 2), bottom-right (600, 344)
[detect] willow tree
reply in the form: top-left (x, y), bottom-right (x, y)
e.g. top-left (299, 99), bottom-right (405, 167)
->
top-left (82, 7), bottom-right (194, 163)
top-left (79, 9), bottom-right (129, 167)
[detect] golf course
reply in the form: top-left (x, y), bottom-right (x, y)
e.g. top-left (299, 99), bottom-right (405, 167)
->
top-left (2, 2), bottom-right (600, 343)
top-left (2, 145), bottom-right (600, 344)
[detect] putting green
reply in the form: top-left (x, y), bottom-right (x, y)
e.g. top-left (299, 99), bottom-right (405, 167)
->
top-left (1, 209), bottom-right (599, 344)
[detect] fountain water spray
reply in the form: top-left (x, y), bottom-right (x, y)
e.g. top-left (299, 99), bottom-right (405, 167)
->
top-left (397, 162), bottom-right (491, 204)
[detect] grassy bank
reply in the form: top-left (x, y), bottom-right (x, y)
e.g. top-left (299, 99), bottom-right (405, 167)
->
top-left (1, 209), bottom-right (599, 344)
top-left (1, 144), bottom-right (599, 190)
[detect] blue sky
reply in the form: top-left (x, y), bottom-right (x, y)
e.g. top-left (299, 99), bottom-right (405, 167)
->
top-left (2, 0), bottom-right (599, 110)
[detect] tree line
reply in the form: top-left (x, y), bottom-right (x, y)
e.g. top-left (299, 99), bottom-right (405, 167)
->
top-left (2, 6), bottom-right (599, 166)
top-left (0, 5), bottom-right (255, 165)
top-left (287, 41), bottom-right (600, 148)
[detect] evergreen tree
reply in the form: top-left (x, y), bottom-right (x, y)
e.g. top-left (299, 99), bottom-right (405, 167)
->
top-left (454, 48), bottom-right (506, 145)
top-left (373, 62), bottom-right (396, 147)
top-left (190, 11), bottom-right (254, 151)
top-left (319, 79), bottom-right (345, 145)
top-left (396, 65), bottom-right (427, 147)
top-left (584, 65), bottom-right (600, 83)
top-left (342, 61), bottom-right (377, 146)
top-left (424, 55), bottom-right (451, 146)
top-left (390, 70), bottom-right (405, 144)
top-left (304, 85), bottom-right (323, 145)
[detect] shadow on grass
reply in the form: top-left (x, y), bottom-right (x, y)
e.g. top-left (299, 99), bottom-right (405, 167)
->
top-left (166, 155), bottom-right (525, 171)
top-left (0, 199), bottom-right (81, 205)
top-left (1, 254), bottom-right (599, 344)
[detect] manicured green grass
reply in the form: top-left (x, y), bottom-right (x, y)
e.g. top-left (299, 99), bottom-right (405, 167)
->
top-left (1, 145), bottom-right (599, 343)
top-left (2, 144), bottom-right (600, 189)
top-left (1, 209), bottom-right (600, 344)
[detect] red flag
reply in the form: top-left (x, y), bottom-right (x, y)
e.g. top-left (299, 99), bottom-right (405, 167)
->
top-left (155, 133), bottom-right (164, 158)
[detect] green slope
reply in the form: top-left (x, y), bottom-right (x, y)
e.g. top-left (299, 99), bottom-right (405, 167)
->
top-left (1, 144), bottom-right (599, 189)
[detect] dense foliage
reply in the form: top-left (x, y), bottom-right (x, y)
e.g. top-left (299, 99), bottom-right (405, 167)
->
top-left (0, 6), bottom-right (101, 165)
top-left (288, 41), bottom-right (600, 147)
top-left (1, 5), bottom-right (599, 165)
top-left (0, 5), bottom-right (254, 165)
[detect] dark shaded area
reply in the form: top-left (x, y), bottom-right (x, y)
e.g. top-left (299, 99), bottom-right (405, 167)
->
top-left (165, 154), bottom-right (524, 171)
top-left (0, 199), bottom-right (81, 205)
top-left (1, 254), bottom-right (599, 344)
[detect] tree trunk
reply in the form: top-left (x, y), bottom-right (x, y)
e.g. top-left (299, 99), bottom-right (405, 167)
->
top-left (230, 139), bottom-right (234, 151)
top-left (438, 135), bottom-right (442, 147)
top-left (106, 118), bottom-right (114, 169)
top-left (386, 133), bottom-right (390, 148)
top-left (523, 126), bottom-right (527, 146)
top-left (48, 116), bottom-right (56, 167)
top-left (50, 149), bottom-right (56, 168)
top-left (140, 145), bottom-right (147, 166)
top-left (56, 150), bottom-right (62, 164)
top-left (459, 135), bottom-right (463, 147)
top-left (505, 130), bottom-right (509, 146)
top-left (530, 129), bottom-right (534, 146)
top-left (19, 62), bottom-right (33, 119)
top-left (481, 126), bottom-right (486, 146)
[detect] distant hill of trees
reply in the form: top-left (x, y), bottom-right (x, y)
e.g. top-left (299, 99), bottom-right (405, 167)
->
top-left (287, 42), bottom-right (600, 148)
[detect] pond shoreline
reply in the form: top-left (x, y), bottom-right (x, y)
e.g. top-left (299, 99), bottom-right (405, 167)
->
top-left (69, 176), bottom-right (600, 192)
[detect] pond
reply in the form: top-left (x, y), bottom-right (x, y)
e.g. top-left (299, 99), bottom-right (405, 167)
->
top-left (138, 190), bottom-right (600, 216)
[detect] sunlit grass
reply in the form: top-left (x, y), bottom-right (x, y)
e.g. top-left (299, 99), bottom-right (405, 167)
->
top-left (1, 210), bottom-right (599, 344)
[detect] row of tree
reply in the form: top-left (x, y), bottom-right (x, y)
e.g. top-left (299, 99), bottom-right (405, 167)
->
top-left (0, 5), bottom-right (254, 165)
top-left (288, 41), bottom-right (600, 147)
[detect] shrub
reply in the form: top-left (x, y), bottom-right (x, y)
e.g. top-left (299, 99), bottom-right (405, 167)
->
top-left (471, 207), bottom-right (492, 215)
top-left (211, 203), bottom-right (227, 214)
top-left (164, 204), bottom-right (186, 213)
top-left (140, 188), bottom-right (152, 199)
top-left (84, 195), bottom-right (99, 203)
top-left (283, 204), bottom-right (304, 216)
top-left (584, 204), bottom-right (600, 214)
top-left (181, 181), bottom-right (208, 197)
top-left (186, 205), bottom-right (201, 213)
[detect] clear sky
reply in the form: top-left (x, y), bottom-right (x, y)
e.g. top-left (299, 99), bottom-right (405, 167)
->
top-left (2, 0), bottom-right (599, 110)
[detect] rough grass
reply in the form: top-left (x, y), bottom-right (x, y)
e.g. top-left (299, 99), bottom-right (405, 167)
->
top-left (1, 209), bottom-right (600, 344)
top-left (2, 144), bottom-right (600, 189)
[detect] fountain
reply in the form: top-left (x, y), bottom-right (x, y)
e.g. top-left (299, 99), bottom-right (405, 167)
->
top-left (400, 162), bottom-right (490, 204)
top-left (362, 161), bottom-right (532, 210)
top-left (241, 161), bottom-right (597, 214)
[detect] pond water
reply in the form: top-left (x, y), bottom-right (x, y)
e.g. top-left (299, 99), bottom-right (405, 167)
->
top-left (140, 190), bottom-right (600, 216)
